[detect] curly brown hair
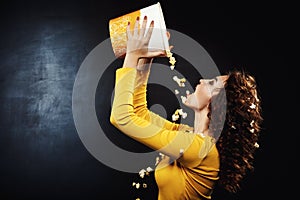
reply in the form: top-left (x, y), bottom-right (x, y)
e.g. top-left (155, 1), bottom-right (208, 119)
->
top-left (208, 69), bottom-right (263, 193)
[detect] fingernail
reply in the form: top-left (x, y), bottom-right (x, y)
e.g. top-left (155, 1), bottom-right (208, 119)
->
top-left (136, 16), bottom-right (140, 21)
top-left (144, 15), bottom-right (147, 20)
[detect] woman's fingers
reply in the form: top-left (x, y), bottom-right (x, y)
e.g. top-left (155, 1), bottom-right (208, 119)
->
top-left (145, 20), bottom-right (154, 42)
top-left (126, 21), bottom-right (132, 40)
top-left (139, 16), bottom-right (147, 39)
top-left (126, 16), bottom-right (167, 59)
top-left (166, 31), bottom-right (170, 40)
top-left (133, 16), bottom-right (140, 37)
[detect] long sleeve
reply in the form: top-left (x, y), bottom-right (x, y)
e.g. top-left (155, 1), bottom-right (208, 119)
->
top-left (133, 69), bottom-right (191, 131)
top-left (110, 67), bottom-right (210, 166)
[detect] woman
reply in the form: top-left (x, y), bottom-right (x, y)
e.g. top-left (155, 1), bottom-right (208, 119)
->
top-left (110, 16), bottom-right (263, 200)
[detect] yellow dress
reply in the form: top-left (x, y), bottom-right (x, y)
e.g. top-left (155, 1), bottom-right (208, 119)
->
top-left (110, 67), bottom-right (220, 200)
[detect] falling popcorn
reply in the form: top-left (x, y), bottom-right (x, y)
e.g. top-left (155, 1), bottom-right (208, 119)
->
top-left (139, 169), bottom-right (146, 178)
top-left (146, 167), bottom-right (153, 172)
top-left (172, 108), bottom-right (188, 121)
top-left (155, 156), bottom-right (160, 166)
top-left (169, 56), bottom-right (176, 66)
top-left (254, 142), bottom-right (259, 148)
top-left (166, 50), bottom-right (176, 70)
top-left (135, 183), bottom-right (140, 189)
top-left (250, 120), bottom-right (255, 127)
top-left (174, 89), bottom-right (179, 95)
top-left (166, 49), bottom-right (173, 58)
top-left (176, 109), bottom-right (187, 119)
top-left (172, 109), bottom-right (180, 121)
top-left (159, 152), bottom-right (165, 159)
top-left (250, 103), bottom-right (256, 109)
top-left (173, 76), bottom-right (186, 87)
top-left (143, 183), bottom-right (147, 188)
top-left (172, 113), bottom-right (179, 121)
top-left (173, 76), bottom-right (179, 82)
top-left (177, 109), bottom-right (183, 115)
top-left (249, 128), bottom-right (255, 133)
top-left (186, 90), bottom-right (190, 95)
top-left (181, 96), bottom-right (187, 104)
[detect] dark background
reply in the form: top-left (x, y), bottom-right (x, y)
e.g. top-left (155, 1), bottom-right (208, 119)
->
top-left (0, 0), bottom-right (297, 199)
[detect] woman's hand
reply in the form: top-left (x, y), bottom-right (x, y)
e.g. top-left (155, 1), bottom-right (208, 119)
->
top-left (123, 16), bottom-right (166, 69)
top-left (137, 31), bottom-right (172, 72)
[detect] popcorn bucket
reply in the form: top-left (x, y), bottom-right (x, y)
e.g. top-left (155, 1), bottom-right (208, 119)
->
top-left (109, 2), bottom-right (170, 58)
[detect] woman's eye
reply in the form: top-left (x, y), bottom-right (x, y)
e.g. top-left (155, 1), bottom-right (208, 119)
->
top-left (208, 78), bottom-right (218, 85)
top-left (208, 80), bottom-right (214, 85)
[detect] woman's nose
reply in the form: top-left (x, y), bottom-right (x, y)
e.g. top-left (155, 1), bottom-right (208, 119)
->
top-left (200, 79), bottom-right (207, 84)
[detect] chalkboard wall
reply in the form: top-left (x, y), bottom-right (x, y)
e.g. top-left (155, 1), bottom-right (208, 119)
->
top-left (0, 0), bottom-right (296, 199)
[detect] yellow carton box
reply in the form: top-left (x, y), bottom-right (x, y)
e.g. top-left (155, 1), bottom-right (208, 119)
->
top-left (109, 2), bottom-right (170, 58)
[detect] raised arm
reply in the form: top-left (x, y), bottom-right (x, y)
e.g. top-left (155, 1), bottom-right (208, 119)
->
top-left (132, 26), bottom-right (193, 132)
top-left (133, 61), bottom-right (187, 131)
top-left (109, 16), bottom-right (208, 166)
top-left (110, 67), bottom-right (208, 166)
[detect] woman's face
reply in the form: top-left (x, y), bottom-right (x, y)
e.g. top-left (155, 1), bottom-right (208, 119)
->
top-left (183, 75), bottom-right (228, 111)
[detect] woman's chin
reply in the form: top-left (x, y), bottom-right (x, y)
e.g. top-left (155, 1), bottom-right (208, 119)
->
top-left (183, 100), bottom-right (190, 108)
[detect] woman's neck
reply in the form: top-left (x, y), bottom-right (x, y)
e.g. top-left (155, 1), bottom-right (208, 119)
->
top-left (193, 106), bottom-right (210, 136)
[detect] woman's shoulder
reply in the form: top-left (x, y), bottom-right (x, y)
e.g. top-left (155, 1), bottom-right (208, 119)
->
top-left (196, 134), bottom-right (218, 158)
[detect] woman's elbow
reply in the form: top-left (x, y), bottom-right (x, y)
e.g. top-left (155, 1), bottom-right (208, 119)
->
top-left (110, 108), bottom-right (132, 127)
top-left (110, 106), bottom-right (120, 127)
top-left (110, 114), bottom-right (118, 128)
